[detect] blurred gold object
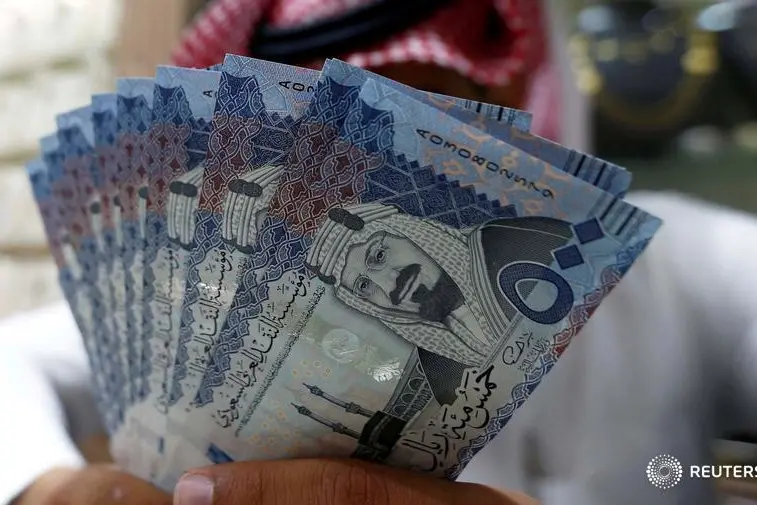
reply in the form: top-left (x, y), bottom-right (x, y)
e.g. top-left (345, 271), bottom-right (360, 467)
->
top-left (576, 66), bottom-right (604, 95)
top-left (568, 6), bottom-right (718, 131)
top-left (681, 44), bottom-right (718, 76)
top-left (595, 38), bottom-right (619, 62)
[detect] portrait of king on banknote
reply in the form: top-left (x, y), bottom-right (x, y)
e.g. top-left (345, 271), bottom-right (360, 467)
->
top-left (305, 204), bottom-right (575, 369)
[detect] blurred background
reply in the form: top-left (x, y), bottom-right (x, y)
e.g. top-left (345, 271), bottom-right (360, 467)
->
top-left (0, 0), bottom-right (210, 319)
top-left (1, 0), bottom-right (756, 500)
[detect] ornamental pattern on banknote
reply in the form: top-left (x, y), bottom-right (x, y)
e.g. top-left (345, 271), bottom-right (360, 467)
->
top-left (117, 95), bottom-right (153, 222)
top-left (93, 106), bottom-right (120, 226)
top-left (271, 79), bottom-right (363, 229)
top-left (143, 91), bottom-right (191, 324)
top-left (90, 106), bottom-right (133, 409)
top-left (40, 139), bottom-right (68, 274)
top-left (149, 88), bottom-right (192, 211)
top-left (195, 96), bottom-right (516, 406)
top-left (444, 238), bottom-right (651, 479)
top-left (27, 162), bottom-right (57, 251)
top-left (200, 74), bottom-right (297, 213)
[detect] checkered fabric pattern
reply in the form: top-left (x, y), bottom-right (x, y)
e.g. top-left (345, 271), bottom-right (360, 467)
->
top-left (171, 0), bottom-right (546, 87)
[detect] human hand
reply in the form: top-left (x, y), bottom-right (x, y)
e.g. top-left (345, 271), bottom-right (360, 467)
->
top-left (174, 458), bottom-right (538, 505)
top-left (12, 465), bottom-right (170, 505)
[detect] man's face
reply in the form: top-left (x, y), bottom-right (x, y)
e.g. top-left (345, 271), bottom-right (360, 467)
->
top-left (341, 230), bottom-right (443, 315)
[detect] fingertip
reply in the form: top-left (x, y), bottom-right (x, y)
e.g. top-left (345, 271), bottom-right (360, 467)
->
top-left (174, 473), bottom-right (214, 505)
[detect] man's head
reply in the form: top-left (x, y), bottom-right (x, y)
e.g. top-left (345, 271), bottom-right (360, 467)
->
top-left (340, 229), bottom-right (463, 322)
top-left (172, 0), bottom-right (550, 124)
top-left (306, 204), bottom-right (471, 325)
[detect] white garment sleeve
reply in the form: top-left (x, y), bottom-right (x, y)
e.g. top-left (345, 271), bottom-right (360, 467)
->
top-left (730, 321), bottom-right (757, 436)
top-left (0, 302), bottom-right (101, 505)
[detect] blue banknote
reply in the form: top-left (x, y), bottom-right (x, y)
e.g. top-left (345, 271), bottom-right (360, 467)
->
top-left (113, 78), bottom-right (163, 476)
top-left (93, 94), bottom-right (139, 409)
top-left (139, 66), bottom-right (222, 477)
top-left (115, 78), bottom-right (156, 399)
top-left (26, 152), bottom-right (114, 431)
top-left (169, 75), bottom-right (661, 477)
top-left (57, 107), bottom-right (127, 431)
top-left (142, 66), bottom-right (221, 413)
top-left (172, 56), bottom-right (320, 418)
top-left (92, 93), bottom-right (143, 405)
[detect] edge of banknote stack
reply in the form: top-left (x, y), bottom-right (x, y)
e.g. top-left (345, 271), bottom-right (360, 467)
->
top-left (24, 54), bottom-right (663, 492)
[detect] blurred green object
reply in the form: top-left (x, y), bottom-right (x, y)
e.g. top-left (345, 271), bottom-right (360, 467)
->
top-left (619, 147), bottom-right (757, 214)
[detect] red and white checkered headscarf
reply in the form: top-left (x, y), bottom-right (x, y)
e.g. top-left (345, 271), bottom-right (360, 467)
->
top-left (172, 0), bottom-right (560, 139)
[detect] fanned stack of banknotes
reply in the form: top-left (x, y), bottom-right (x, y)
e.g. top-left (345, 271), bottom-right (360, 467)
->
top-left (26, 55), bottom-right (662, 491)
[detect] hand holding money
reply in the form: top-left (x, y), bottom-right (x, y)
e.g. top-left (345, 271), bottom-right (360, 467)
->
top-left (25, 54), bottom-right (662, 493)
top-left (13, 460), bottom-right (535, 505)
top-left (177, 458), bottom-right (538, 505)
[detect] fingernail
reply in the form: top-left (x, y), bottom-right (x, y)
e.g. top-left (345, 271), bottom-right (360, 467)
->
top-left (174, 474), bottom-right (214, 505)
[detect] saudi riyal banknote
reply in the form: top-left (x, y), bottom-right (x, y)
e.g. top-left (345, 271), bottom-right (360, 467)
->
top-left (92, 94), bottom-right (139, 406)
top-left (167, 73), bottom-right (661, 478)
top-left (112, 78), bottom-right (162, 477)
top-left (115, 78), bottom-right (155, 400)
top-left (173, 57), bottom-right (320, 419)
top-left (27, 150), bottom-right (115, 431)
top-left (71, 105), bottom-right (130, 426)
top-left (139, 65), bottom-right (222, 479)
top-left (59, 108), bottom-right (128, 432)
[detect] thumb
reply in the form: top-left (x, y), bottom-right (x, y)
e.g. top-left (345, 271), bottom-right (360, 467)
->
top-left (173, 458), bottom-right (538, 505)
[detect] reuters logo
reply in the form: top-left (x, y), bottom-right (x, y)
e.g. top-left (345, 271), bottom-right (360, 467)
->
top-left (646, 454), bottom-right (683, 489)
